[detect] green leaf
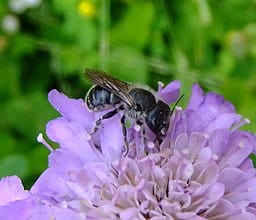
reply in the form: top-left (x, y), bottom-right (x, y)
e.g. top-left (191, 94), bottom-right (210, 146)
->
top-left (109, 47), bottom-right (147, 83)
top-left (2, 92), bottom-right (58, 140)
top-left (111, 1), bottom-right (154, 48)
top-left (0, 133), bottom-right (16, 155)
top-left (8, 34), bottom-right (36, 58)
top-left (28, 145), bottom-right (49, 174)
top-left (0, 57), bottom-right (20, 99)
top-left (0, 154), bottom-right (29, 178)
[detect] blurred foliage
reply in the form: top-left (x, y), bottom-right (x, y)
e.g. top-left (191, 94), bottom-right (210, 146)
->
top-left (0, 0), bottom-right (256, 187)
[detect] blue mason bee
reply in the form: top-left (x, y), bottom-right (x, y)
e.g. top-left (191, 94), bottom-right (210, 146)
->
top-left (85, 69), bottom-right (182, 155)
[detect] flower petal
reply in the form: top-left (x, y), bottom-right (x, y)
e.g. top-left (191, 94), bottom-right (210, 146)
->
top-left (100, 113), bottom-right (123, 160)
top-left (48, 89), bottom-right (94, 131)
top-left (186, 84), bottom-right (204, 110)
top-left (46, 117), bottom-right (101, 163)
top-left (0, 176), bottom-right (29, 206)
top-left (158, 80), bottom-right (181, 104)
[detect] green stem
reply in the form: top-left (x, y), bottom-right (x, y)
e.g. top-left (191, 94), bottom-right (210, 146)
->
top-left (99, 0), bottom-right (110, 71)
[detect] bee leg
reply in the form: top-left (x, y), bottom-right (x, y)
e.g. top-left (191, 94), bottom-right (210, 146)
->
top-left (121, 115), bottom-right (129, 156)
top-left (136, 120), bottom-right (147, 147)
top-left (141, 123), bottom-right (147, 147)
top-left (90, 108), bottom-right (119, 135)
top-left (154, 136), bottom-right (163, 150)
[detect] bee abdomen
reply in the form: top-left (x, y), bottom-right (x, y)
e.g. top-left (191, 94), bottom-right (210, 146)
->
top-left (86, 85), bottom-right (121, 111)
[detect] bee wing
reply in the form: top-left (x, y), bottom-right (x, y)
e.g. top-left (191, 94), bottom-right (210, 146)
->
top-left (84, 68), bottom-right (134, 106)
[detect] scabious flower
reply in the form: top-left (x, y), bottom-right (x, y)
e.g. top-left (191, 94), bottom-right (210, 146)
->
top-left (1, 81), bottom-right (256, 219)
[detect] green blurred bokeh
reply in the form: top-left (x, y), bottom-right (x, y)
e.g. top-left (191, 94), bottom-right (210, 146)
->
top-left (0, 0), bottom-right (255, 187)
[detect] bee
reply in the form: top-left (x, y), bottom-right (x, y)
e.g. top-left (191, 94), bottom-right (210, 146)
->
top-left (84, 68), bottom-right (182, 155)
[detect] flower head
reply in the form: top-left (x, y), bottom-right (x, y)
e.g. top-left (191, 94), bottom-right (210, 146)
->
top-left (1, 81), bottom-right (256, 219)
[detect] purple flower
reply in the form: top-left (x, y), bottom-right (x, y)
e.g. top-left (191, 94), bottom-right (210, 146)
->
top-left (1, 81), bottom-right (256, 219)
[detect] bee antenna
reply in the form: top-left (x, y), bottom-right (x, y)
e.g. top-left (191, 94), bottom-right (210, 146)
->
top-left (170, 93), bottom-right (185, 116)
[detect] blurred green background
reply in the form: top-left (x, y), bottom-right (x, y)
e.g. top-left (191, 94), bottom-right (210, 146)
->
top-left (0, 0), bottom-right (256, 188)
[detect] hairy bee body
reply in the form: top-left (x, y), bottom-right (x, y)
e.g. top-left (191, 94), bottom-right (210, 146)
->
top-left (84, 69), bottom-right (176, 154)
